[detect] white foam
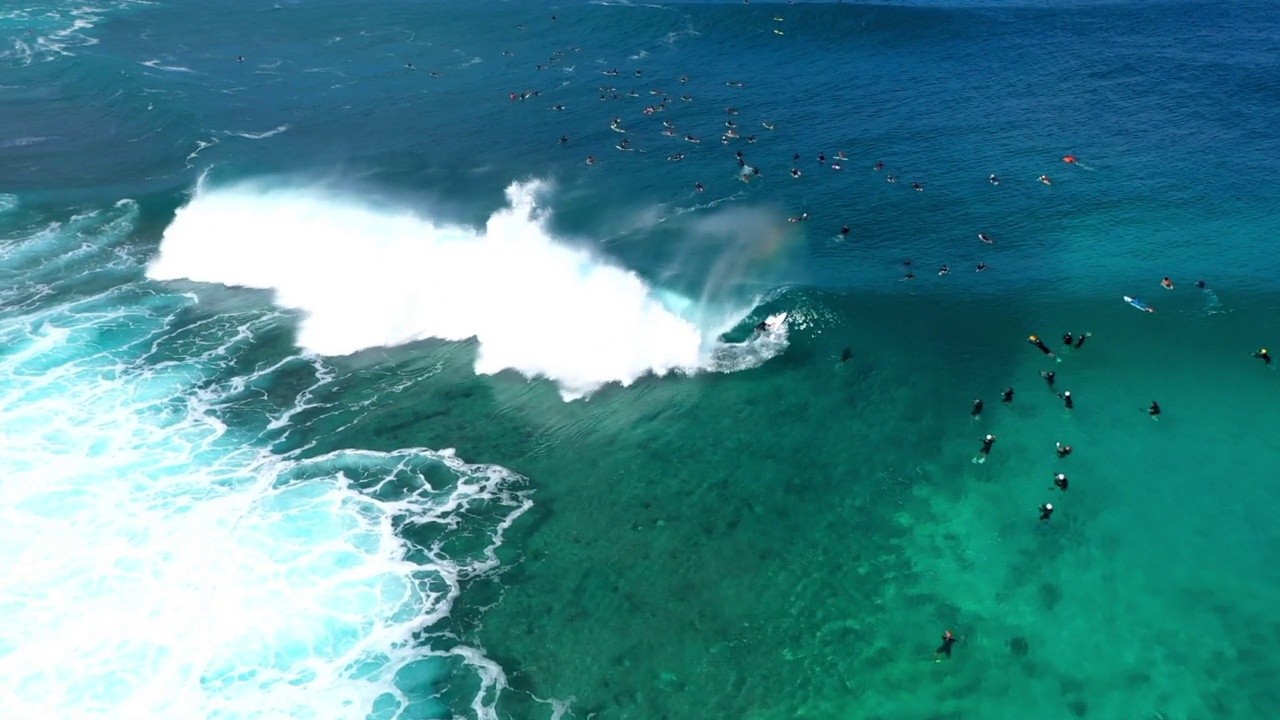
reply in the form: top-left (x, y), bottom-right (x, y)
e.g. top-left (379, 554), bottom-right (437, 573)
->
top-left (148, 180), bottom-right (786, 399)
top-left (141, 58), bottom-right (194, 73)
top-left (0, 207), bottom-right (533, 719)
top-left (223, 124), bottom-right (290, 140)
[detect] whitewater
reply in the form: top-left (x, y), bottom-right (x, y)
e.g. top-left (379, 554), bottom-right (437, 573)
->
top-left (148, 179), bottom-right (787, 400)
top-left (0, 199), bottom-right (532, 720)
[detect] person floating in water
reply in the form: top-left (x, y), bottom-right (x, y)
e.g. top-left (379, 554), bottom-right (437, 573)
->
top-left (912, 181), bottom-right (924, 191)
top-left (840, 347), bottom-right (852, 363)
top-left (1001, 387), bottom-right (1014, 404)
top-left (886, 174), bottom-right (896, 183)
top-left (790, 168), bottom-right (802, 178)
top-left (1052, 473), bottom-right (1069, 491)
top-left (1059, 391), bottom-right (1074, 410)
top-left (974, 434), bottom-right (996, 463)
top-left (1148, 400), bottom-right (1161, 417)
top-left (1039, 503), bottom-right (1054, 521)
top-left (695, 182), bottom-right (704, 193)
top-left (972, 398), bottom-right (984, 419)
top-left (1252, 348), bottom-right (1271, 364)
top-left (1074, 332), bottom-right (1091, 349)
top-left (841, 225), bottom-right (850, 236)
top-left (1056, 442), bottom-right (1072, 458)
top-left (978, 232), bottom-right (993, 244)
top-left (558, 135), bottom-right (568, 144)
top-left (586, 155), bottom-right (595, 165)
top-left (788, 212), bottom-right (809, 223)
top-left (1196, 279), bottom-right (1207, 289)
top-left (975, 261), bottom-right (988, 272)
top-left (988, 173), bottom-right (999, 185)
top-left (934, 630), bottom-right (962, 662)
top-left (1161, 277), bottom-right (1174, 290)
top-left (1041, 370), bottom-right (1056, 387)
top-left (1038, 175), bottom-right (1052, 185)
top-left (1062, 332), bottom-right (1073, 347)
top-left (874, 161), bottom-right (884, 171)
top-left (938, 265), bottom-right (950, 276)
top-left (1028, 335), bottom-right (1058, 360)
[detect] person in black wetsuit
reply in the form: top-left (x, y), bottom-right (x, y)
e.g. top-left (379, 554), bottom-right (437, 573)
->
top-left (972, 399), bottom-right (984, 419)
top-left (1062, 332), bottom-right (1073, 347)
top-left (1041, 370), bottom-right (1056, 387)
top-left (840, 347), bottom-right (852, 363)
top-left (1059, 391), bottom-right (1073, 409)
top-left (1001, 387), bottom-right (1014, 404)
top-left (1148, 400), bottom-right (1161, 417)
top-left (1253, 348), bottom-right (1271, 364)
top-left (1028, 335), bottom-right (1057, 360)
top-left (973, 434), bottom-right (996, 464)
top-left (1052, 473), bottom-right (1069, 491)
top-left (934, 630), bottom-right (961, 661)
top-left (1056, 442), bottom-right (1072, 458)
top-left (1040, 503), bottom-right (1054, 521)
top-left (1074, 332), bottom-right (1091, 349)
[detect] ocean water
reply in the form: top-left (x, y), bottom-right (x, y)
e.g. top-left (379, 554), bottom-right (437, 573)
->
top-left (2, 1), bottom-right (1280, 718)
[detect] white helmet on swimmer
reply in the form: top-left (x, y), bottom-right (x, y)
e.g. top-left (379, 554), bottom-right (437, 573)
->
top-left (1064, 391), bottom-right (1071, 396)
top-left (985, 434), bottom-right (994, 441)
top-left (1045, 503), bottom-right (1053, 510)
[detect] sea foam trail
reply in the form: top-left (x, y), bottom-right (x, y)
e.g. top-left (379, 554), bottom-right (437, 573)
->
top-left (149, 180), bottom-right (784, 399)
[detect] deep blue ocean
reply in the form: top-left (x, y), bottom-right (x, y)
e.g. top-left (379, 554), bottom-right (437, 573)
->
top-left (2, 1), bottom-right (1280, 718)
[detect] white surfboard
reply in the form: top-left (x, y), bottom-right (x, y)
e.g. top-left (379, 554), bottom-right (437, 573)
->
top-left (765, 312), bottom-right (788, 330)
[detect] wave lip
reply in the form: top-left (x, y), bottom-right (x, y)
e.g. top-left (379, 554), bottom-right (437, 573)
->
top-left (149, 180), bottom-right (784, 399)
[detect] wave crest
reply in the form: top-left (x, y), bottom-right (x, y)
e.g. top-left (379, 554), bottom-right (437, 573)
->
top-left (149, 180), bottom-right (785, 399)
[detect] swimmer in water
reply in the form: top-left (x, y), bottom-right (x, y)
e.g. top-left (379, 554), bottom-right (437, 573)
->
top-left (684, 135), bottom-right (700, 143)
top-left (1058, 391), bottom-right (1074, 410)
top-left (975, 262), bottom-right (988, 272)
top-left (1161, 277), bottom-right (1174, 290)
top-left (902, 271), bottom-right (915, 281)
top-left (668, 153), bottom-right (684, 161)
top-left (938, 265), bottom-right (950, 276)
top-left (1062, 332), bottom-right (1073, 347)
top-left (840, 347), bottom-right (852, 363)
top-left (237, 55), bottom-right (244, 62)
top-left (694, 182), bottom-right (704, 193)
top-left (558, 135), bottom-right (568, 144)
top-left (1148, 400), bottom-right (1161, 417)
top-left (1253, 348), bottom-right (1272, 364)
top-left (989, 174), bottom-right (999, 185)
top-left (1040, 503), bottom-right (1054, 521)
top-left (1056, 442), bottom-right (1072, 458)
top-left (817, 152), bottom-right (826, 164)
top-left (1041, 370), bottom-right (1056, 387)
top-left (978, 232), bottom-right (993, 244)
top-left (974, 434), bottom-right (996, 463)
top-left (912, 182), bottom-right (924, 191)
top-left (1002, 387), bottom-right (1014, 404)
top-left (972, 398), bottom-right (984, 419)
top-left (1028, 335), bottom-right (1058, 360)
top-left (763, 122), bottom-right (775, 130)
top-left (886, 174), bottom-right (897, 183)
top-left (790, 168), bottom-right (802, 178)
top-left (793, 152), bottom-right (801, 162)
top-left (1196, 279), bottom-right (1206, 289)
top-left (726, 107), bottom-right (738, 115)
top-left (933, 631), bottom-right (962, 662)
top-left (747, 135), bottom-right (757, 143)
top-left (787, 213), bottom-right (810, 223)
top-left (831, 163), bottom-right (842, 170)
top-left (1074, 332), bottom-right (1091, 349)
top-left (586, 155), bottom-right (595, 165)
top-left (841, 225), bottom-right (850, 236)
top-left (1038, 175), bottom-right (1052, 185)
top-left (874, 161), bottom-right (884, 171)
top-left (680, 94), bottom-right (693, 102)
top-left (1052, 473), bottom-right (1069, 491)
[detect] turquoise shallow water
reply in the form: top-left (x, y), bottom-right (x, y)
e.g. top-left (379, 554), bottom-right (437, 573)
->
top-left (2, 1), bottom-right (1280, 719)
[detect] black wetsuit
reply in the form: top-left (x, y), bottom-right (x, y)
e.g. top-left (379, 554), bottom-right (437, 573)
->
top-left (1062, 333), bottom-right (1073, 346)
top-left (1054, 474), bottom-right (1069, 491)
top-left (1042, 371), bottom-right (1056, 387)
top-left (980, 437), bottom-right (995, 455)
top-left (1031, 338), bottom-right (1053, 355)
top-left (936, 635), bottom-right (958, 658)
top-left (1149, 401), bottom-right (1161, 416)
top-left (1074, 334), bottom-right (1088, 349)
top-left (1001, 388), bottom-right (1014, 404)
top-left (1040, 505), bottom-right (1054, 521)
top-left (754, 321), bottom-right (768, 333)
top-left (1060, 393), bottom-right (1074, 410)
top-left (972, 400), bottom-right (984, 418)
top-left (1056, 446), bottom-right (1072, 458)
top-left (1254, 350), bottom-right (1272, 365)
top-left (840, 348), bottom-right (852, 362)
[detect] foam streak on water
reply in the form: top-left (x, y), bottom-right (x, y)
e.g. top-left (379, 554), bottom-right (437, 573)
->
top-left (0, 208), bottom-right (531, 720)
top-left (148, 179), bottom-right (787, 400)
